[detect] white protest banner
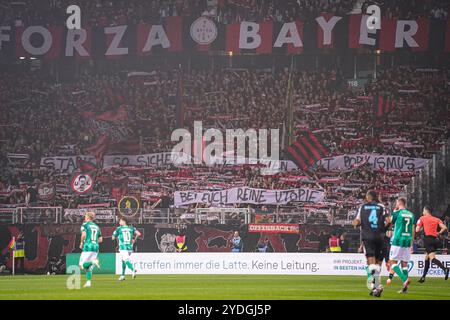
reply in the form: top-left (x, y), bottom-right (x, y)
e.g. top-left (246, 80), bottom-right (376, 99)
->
top-left (127, 71), bottom-right (156, 77)
top-left (316, 154), bottom-right (428, 172)
top-left (209, 156), bottom-right (298, 173)
top-left (141, 191), bottom-right (162, 201)
top-left (102, 152), bottom-right (191, 168)
top-left (416, 68), bottom-right (438, 72)
top-left (99, 151), bottom-right (298, 173)
top-left (40, 155), bottom-right (97, 173)
top-left (6, 153), bottom-right (29, 166)
top-left (64, 208), bottom-right (115, 222)
top-left (337, 186), bottom-right (361, 192)
top-left (57, 144), bottom-right (77, 154)
top-left (119, 253), bottom-right (450, 277)
top-left (303, 103), bottom-right (322, 109)
top-left (174, 187), bottom-right (324, 206)
top-left (380, 137), bottom-right (405, 144)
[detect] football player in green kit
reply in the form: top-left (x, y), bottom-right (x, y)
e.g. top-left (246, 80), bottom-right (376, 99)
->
top-left (79, 211), bottom-right (102, 288)
top-left (112, 217), bottom-right (141, 281)
top-left (386, 198), bottom-right (415, 293)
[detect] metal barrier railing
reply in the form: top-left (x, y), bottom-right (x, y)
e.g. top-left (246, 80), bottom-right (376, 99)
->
top-left (1, 197), bottom-right (442, 226)
top-left (16, 206), bottom-right (63, 224)
top-left (405, 138), bottom-right (450, 216)
top-left (2, 206), bottom-right (351, 225)
top-left (0, 208), bottom-right (16, 224)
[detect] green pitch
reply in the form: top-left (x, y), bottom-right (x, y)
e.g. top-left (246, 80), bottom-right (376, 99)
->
top-left (0, 275), bottom-right (449, 300)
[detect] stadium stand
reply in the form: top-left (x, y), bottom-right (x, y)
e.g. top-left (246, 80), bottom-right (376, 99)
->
top-left (0, 1), bottom-right (449, 272)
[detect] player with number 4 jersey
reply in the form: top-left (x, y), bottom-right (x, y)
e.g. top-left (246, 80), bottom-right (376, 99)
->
top-left (112, 217), bottom-right (141, 281)
top-left (353, 190), bottom-right (388, 297)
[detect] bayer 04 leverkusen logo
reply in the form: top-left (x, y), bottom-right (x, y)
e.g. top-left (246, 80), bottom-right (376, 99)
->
top-left (190, 17), bottom-right (217, 45)
top-left (38, 183), bottom-right (56, 201)
top-left (118, 196), bottom-right (140, 217)
top-left (70, 172), bottom-right (94, 195)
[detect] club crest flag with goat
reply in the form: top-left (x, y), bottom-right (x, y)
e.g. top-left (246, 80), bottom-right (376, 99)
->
top-left (287, 132), bottom-right (330, 170)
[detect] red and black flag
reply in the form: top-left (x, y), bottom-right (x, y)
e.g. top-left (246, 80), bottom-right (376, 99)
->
top-left (286, 132), bottom-right (330, 170)
top-left (76, 157), bottom-right (98, 172)
top-left (83, 105), bottom-right (139, 162)
top-left (85, 135), bottom-right (140, 164)
top-left (373, 95), bottom-right (395, 118)
top-left (110, 176), bottom-right (129, 202)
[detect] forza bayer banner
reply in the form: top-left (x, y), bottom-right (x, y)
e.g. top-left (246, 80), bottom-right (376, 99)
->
top-left (3, 15), bottom-right (449, 59)
top-left (115, 253), bottom-right (450, 276)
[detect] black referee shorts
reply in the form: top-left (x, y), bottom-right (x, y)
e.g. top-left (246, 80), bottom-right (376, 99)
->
top-left (423, 235), bottom-right (441, 254)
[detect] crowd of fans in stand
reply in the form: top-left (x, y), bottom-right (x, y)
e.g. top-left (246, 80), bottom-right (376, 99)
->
top-left (0, 62), bottom-right (448, 225)
top-left (362, 0), bottom-right (449, 20)
top-left (0, 0), bottom-right (448, 27)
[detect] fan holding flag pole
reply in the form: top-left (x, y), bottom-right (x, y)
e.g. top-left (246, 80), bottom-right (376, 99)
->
top-left (8, 236), bottom-right (15, 276)
top-left (9, 232), bottom-right (25, 276)
top-left (8, 236), bottom-right (15, 251)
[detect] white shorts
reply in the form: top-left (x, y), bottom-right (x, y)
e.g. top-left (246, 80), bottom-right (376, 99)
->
top-left (119, 250), bottom-right (132, 262)
top-left (79, 251), bottom-right (98, 267)
top-left (389, 245), bottom-right (411, 262)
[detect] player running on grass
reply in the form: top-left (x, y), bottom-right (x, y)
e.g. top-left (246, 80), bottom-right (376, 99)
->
top-left (79, 212), bottom-right (102, 288)
top-left (112, 217), bottom-right (141, 281)
top-left (416, 206), bottom-right (449, 283)
top-left (353, 190), bottom-right (388, 297)
top-left (386, 198), bottom-right (415, 294)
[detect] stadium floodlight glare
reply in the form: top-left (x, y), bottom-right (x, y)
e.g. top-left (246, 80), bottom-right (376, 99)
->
top-left (30, 57), bottom-right (36, 60)
top-left (19, 56), bottom-right (25, 60)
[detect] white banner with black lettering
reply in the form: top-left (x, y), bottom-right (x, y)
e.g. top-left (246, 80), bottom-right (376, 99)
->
top-left (64, 208), bottom-right (115, 222)
top-left (119, 253), bottom-right (450, 276)
top-left (174, 187), bottom-right (324, 206)
top-left (211, 156), bottom-right (298, 173)
top-left (102, 152), bottom-right (191, 168)
top-left (40, 155), bottom-right (97, 173)
top-left (316, 154), bottom-right (428, 172)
